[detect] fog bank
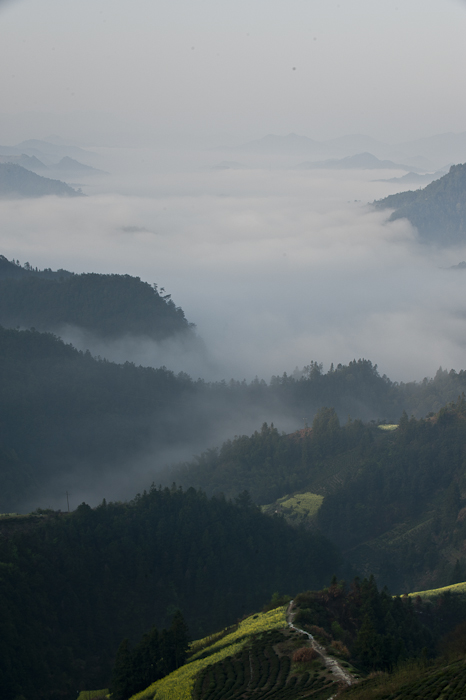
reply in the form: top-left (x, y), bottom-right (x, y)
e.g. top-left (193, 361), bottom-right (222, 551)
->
top-left (1, 155), bottom-right (466, 383)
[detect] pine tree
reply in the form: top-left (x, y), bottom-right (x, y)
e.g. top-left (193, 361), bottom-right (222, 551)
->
top-left (111, 639), bottom-right (135, 700)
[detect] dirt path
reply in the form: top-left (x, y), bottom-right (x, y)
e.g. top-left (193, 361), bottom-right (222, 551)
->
top-left (286, 600), bottom-right (354, 687)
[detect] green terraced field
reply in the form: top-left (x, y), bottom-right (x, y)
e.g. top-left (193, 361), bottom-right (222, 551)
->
top-left (129, 606), bottom-right (343, 700)
top-left (192, 629), bottom-right (336, 700)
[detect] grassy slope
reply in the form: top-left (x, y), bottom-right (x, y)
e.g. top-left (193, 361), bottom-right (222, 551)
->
top-left (129, 605), bottom-right (346, 700)
top-left (130, 607), bottom-right (288, 700)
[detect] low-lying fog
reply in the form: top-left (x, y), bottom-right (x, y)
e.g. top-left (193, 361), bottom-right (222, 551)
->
top-left (2, 146), bottom-right (466, 384)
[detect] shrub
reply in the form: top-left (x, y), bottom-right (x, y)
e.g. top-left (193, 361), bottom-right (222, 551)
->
top-left (292, 647), bottom-right (319, 664)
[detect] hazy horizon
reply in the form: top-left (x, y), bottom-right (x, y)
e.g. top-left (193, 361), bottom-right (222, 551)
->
top-left (1, 0), bottom-right (466, 145)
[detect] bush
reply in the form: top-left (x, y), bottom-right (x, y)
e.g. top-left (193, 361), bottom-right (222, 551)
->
top-left (292, 647), bottom-right (319, 664)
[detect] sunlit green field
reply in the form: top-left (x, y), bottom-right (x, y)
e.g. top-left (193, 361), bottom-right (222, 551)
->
top-left (262, 491), bottom-right (323, 524)
top-left (408, 581), bottom-right (466, 599)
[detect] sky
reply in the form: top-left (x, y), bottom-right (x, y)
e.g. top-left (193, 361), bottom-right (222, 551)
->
top-left (1, 0), bottom-right (466, 144)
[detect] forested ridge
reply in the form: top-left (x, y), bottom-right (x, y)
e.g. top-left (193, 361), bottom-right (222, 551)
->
top-left (0, 256), bottom-right (193, 339)
top-left (0, 485), bottom-right (339, 700)
top-left (373, 163), bottom-right (466, 245)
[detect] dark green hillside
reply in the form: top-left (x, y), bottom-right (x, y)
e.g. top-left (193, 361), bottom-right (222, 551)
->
top-left (292, 578), bottom-right (436, 672)
top-left (173, 398), bottom-right (466, 593)
top-left (0, 486), bottom-right (340, 700)
top-left (0, 162), bottom-right (82, 197)
top-left (317, 399), bottom-right (466, 592)
top-left (6, 322), bottom-right (466, 513)
top-left (373, 163), bottom-right (466, 245)
top-left (170, 412), bottom-right (366, 505)
top-left (0, 326), bottom-right (201, 511)
top-left (0, 259), bottom-right (193, 339)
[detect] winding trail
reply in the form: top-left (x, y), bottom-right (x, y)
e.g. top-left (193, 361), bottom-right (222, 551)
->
top-left (286, 600), bottom-right (354, 687)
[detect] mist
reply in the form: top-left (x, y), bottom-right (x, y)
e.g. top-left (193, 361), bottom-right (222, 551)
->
top-left (2, 150), bottom-right (466, 385)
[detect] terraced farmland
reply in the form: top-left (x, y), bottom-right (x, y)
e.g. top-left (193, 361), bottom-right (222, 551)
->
top-left (192, 629), bottom-right (337, 700)
top-left (129, 606), bottom-right (344, 700)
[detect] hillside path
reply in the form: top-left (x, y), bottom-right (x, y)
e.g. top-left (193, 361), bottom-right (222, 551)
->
top-left (286, 600), bottom-right (354, 687)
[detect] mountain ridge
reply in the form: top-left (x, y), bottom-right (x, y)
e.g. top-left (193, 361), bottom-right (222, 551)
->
top-left (373, 163), bottom-right (466, 245)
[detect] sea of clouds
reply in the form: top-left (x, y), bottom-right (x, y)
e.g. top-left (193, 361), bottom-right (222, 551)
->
top-left (2, 146), bottom-right (466, 385)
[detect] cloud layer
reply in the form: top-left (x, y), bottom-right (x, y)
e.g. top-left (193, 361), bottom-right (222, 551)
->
top-left (2, 154), bottom-right (466, 384)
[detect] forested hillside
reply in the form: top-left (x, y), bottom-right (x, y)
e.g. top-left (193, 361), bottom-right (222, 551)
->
top-left (4, 324), bottom-right (466, 513)
top-left (0, 326), bottom-right (202, 512)
top-left (317, 400), bottom-right (466, 592)
top-left (0, 486), bottom-right (339, 700)
top-left (373, 163), bottom-right (466, 245)
top-left (0, 257), bottom-right (193, 339)
top-left (173, 399), bottom-right (466, 593)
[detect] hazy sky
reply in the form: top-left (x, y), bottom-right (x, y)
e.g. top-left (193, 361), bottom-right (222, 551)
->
top-left (1, 0), bottom-right (466, 144)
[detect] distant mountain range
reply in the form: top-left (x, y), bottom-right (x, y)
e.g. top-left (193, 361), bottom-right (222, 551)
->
top-left (0, 153), bottom-right (48, 172)
top-left (234, 131), bottom-right (466, 170)
top-left (53, 155), bottom-right (106, 175)
top-left (0, 149), bottom-right (106, 179)
top-left (373, 163), bottom-right (466, 245)
top-left (0, 138), bottom-right (106, 176)
top-left (4, 138), bottom-right (98, 163)
top-left (378, 168), bottom-right (449, 185)
top-left (296, 151), bottom-right (421, 172)
top-left (0, 163), bottom-right (83, 198)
